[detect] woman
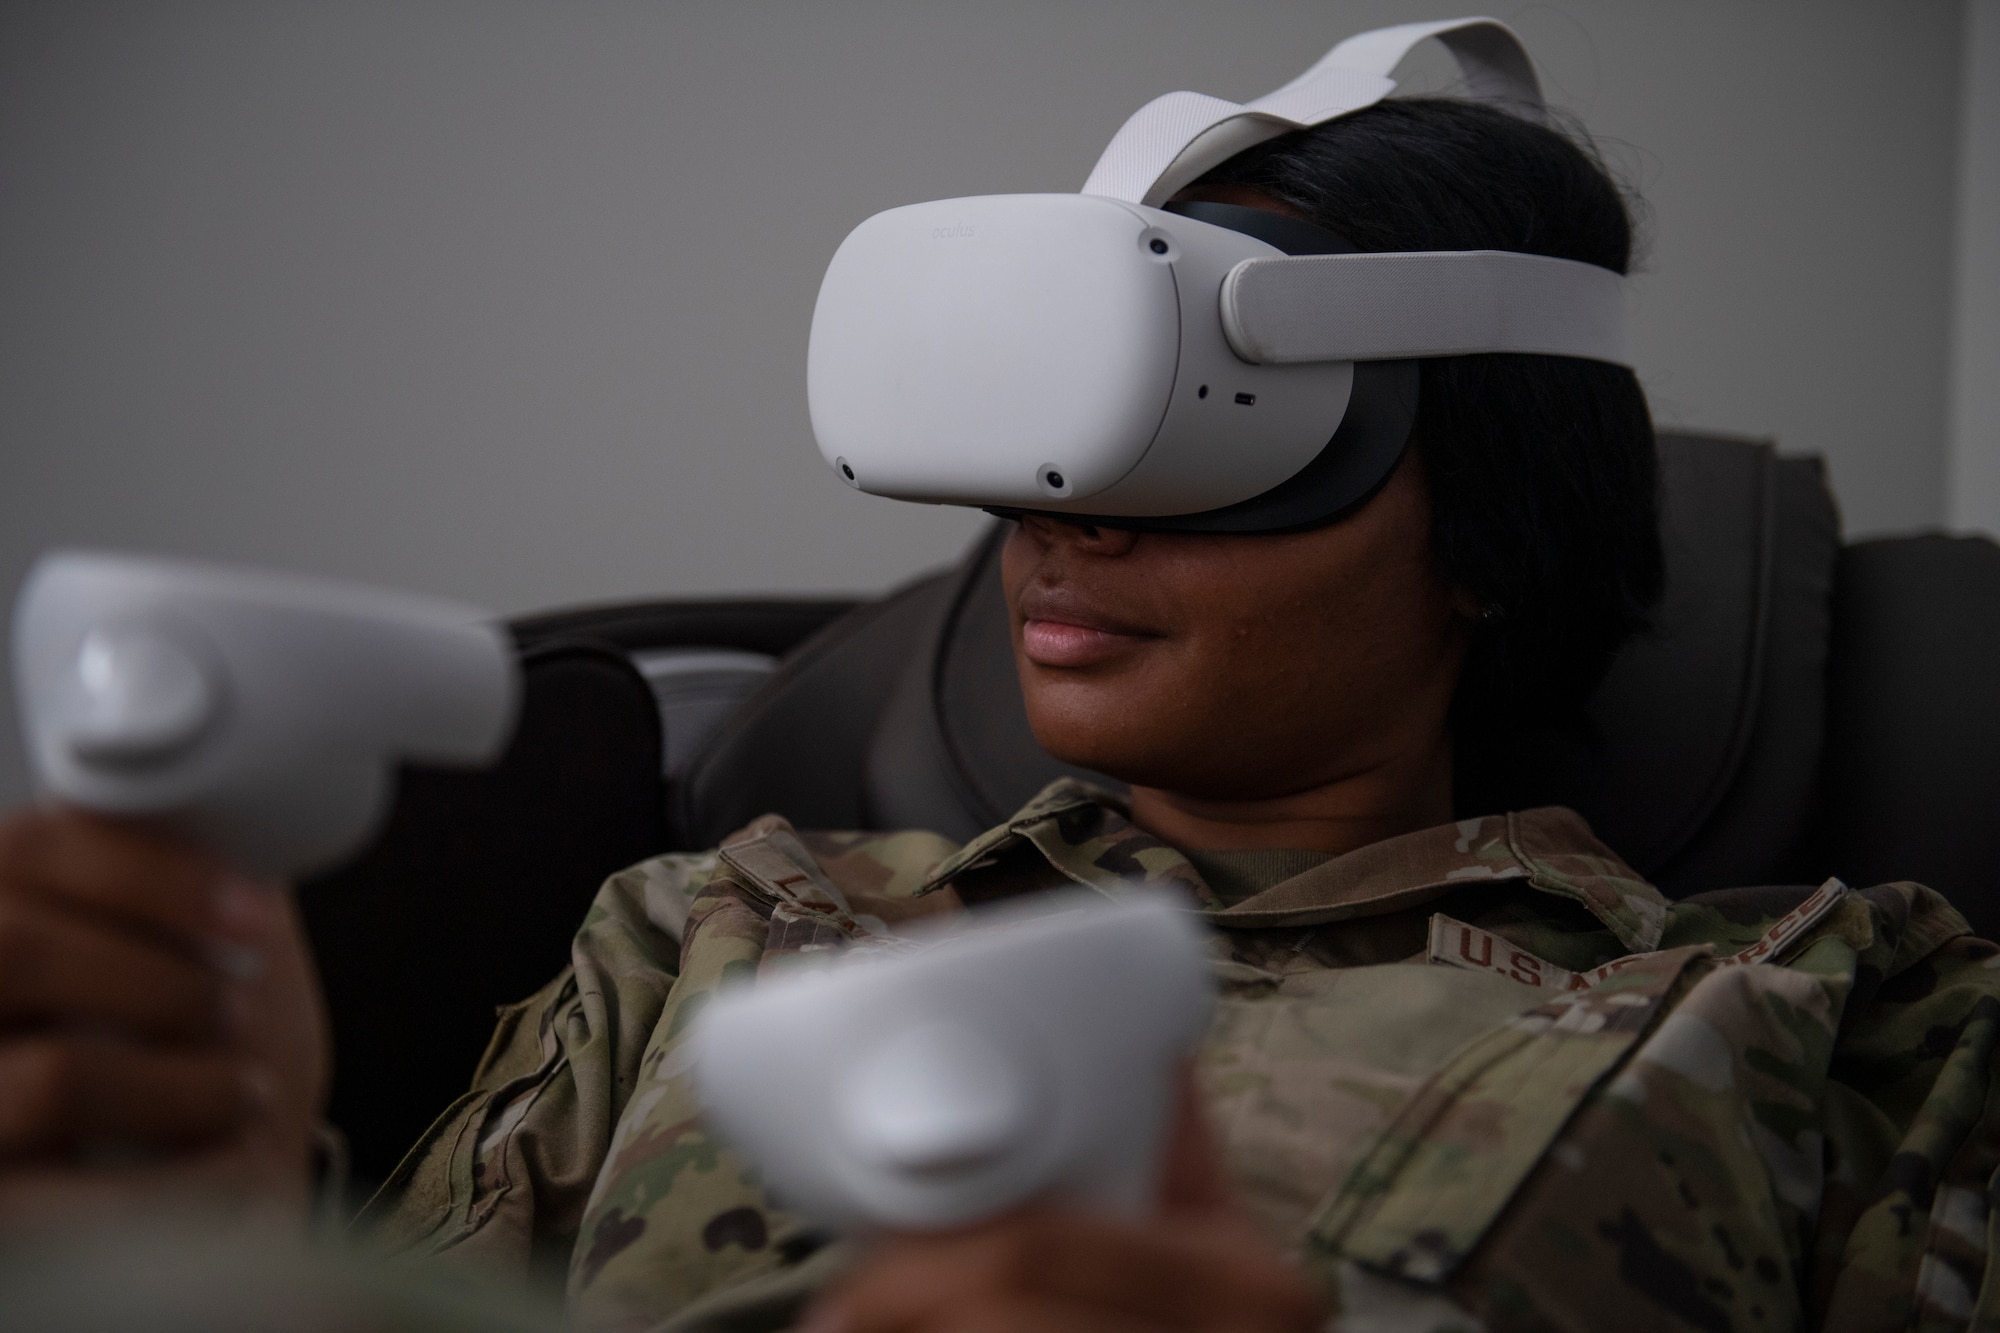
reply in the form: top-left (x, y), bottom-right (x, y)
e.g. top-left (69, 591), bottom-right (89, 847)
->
top-left (0, 98), bottom-right (1992, 1333)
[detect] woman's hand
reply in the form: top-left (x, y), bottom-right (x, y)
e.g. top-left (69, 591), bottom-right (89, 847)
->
top-left (804, 1072), bottom-right (1323, 1333)
top-left (0, 807), bottom-right (329, 1230)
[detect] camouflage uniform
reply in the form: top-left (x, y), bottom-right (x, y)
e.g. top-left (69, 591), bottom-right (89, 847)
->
top-left (362, 780), bottom-right (2000, 1333)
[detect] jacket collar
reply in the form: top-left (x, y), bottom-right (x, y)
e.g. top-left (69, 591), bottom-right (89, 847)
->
top-left (920, 778), bottom-right (1668, 953)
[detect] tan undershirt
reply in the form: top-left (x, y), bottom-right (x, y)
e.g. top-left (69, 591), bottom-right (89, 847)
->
top-left (1181, 846), bottom-right (1334, 907)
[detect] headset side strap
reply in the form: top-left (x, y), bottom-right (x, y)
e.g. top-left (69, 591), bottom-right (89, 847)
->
top-left (1220, 250), bottom-right (1629, 367)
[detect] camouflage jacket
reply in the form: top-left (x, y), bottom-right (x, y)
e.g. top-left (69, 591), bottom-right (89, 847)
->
top-left (362, 779), bottom-right (2000, 1333)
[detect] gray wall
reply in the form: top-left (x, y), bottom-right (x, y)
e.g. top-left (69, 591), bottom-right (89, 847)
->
top-left (0, 1), bottom-right (1976, 808)
top-left (1951, 0), bottom-right (2000, 535)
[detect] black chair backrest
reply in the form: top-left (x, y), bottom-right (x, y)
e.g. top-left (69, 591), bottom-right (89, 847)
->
top-left (1817, 536), bottom-right (2000, 922)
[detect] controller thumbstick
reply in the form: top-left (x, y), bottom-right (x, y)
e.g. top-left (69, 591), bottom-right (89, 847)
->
top-left (60, 625), bottom-right (219, 766)
top-left (837, 1021), bottom-right (1033, 1176)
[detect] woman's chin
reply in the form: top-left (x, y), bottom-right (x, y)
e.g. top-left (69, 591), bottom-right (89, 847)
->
top-left (1020, 691), bottom-right (1166, 777)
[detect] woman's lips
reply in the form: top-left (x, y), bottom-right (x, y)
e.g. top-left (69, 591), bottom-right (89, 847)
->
top-left (1020, 617), bottom-right (1152, 667)
top-left (1016, 585), bottom-right (1159, 668)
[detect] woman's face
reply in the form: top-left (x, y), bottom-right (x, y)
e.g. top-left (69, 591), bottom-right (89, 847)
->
top-left (1000, 448), bottom-right (1471, 803)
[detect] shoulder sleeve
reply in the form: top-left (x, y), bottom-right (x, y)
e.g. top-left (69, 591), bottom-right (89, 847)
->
top-left (1812, 885), bottom-right (2000, 1327)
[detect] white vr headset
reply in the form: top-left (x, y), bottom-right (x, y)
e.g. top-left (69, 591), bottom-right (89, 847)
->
top-left (807, 17), bottom-right (1631, 532)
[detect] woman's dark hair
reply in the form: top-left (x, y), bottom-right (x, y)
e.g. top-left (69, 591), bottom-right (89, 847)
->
top-left (1193, 98), bottom-right (1663, 804)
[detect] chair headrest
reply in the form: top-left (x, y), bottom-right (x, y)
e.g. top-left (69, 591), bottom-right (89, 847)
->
top-left (861, 433), bottom-right (1840, 893)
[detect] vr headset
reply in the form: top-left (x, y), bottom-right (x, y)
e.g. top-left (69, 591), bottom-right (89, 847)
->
top-left (806, 17), bottom-right (1630, 533)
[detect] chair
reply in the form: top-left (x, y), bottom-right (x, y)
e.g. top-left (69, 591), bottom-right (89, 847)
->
top-left (300, 431), bottom-right (2000, 1185)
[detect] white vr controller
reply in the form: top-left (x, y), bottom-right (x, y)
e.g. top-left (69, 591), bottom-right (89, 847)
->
top-left (11, 551), bottom-right (518, 879)
top-left (693, 893), bottom-right (1215, 1231)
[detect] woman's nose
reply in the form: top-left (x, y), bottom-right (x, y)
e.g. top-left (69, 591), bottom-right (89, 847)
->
top-left (1019, 514), bottom-right (1140, 556)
